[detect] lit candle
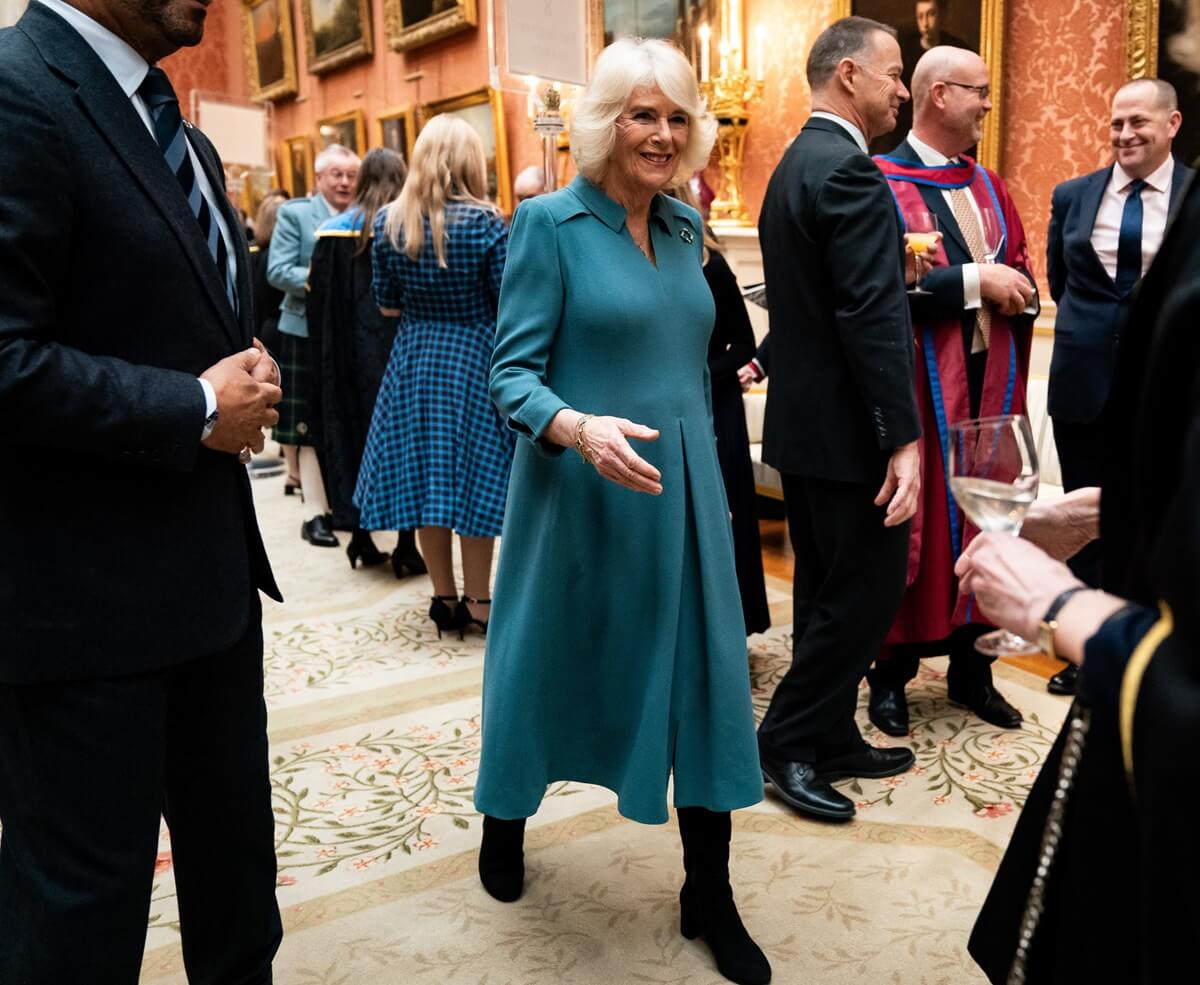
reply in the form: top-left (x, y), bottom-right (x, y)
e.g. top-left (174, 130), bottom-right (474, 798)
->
top-left (729, 0), bottom-right (741, 68)
top-left (719, 39), bottom-right (729, 78)
top-left (699, 23), bottom-right (711, 81)
top-left (754, 24), bottom-right (765, 82)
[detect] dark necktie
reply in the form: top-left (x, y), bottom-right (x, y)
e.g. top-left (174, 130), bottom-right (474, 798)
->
top-left (1114, 178), bottom-right (1147, 296)
top-left (138, 67), bottom-right (238, 314)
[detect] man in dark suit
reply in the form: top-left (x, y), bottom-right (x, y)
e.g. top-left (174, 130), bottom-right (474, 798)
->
top-left (0, 1), bottom-right (284, 981)
top-left (868, 46), bottom-right (1038, 736)
top-left (1045, 77), bottom-right (1189, 694)
top-left (757, 16), bottom-right (923, 822)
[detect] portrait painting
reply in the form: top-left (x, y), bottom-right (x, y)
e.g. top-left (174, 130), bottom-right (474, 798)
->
top-left (282, 135), bottom-right (312, 198)
top-left (301, 0), bottom-right (374, 74)
top-left (242, 0), bottom-right (298, 101)
top-left (383, 0), bottom-right (476, 52)
top-left (316, 109), bottom-right (368, 157)
top-left (1160, 0), bottom-right (1200, 166)
top-left (378, 106), bottom-right (417, 162)
top-left (425, 88), bottom-right (511, 212)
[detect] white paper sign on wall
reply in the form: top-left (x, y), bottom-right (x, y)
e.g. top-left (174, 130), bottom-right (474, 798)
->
top-left (506, 0), bottom-right (590, 86)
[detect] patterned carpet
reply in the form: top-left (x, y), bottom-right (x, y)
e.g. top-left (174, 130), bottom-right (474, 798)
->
top-left (138, 472), bottom-right (1069, 984)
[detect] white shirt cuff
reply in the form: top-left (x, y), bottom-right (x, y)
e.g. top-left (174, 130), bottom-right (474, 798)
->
top-left (962, 263), bottom-right (982, 310)
top-left (198, 378), bottom-right (217, 440)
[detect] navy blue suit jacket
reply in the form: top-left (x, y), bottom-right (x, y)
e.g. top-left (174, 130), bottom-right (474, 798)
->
top-left (1047, 159), bottom-right (1192, 423)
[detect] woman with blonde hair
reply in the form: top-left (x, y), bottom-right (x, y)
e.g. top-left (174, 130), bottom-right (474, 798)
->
top-left (476, 38), bottom-right (770, 985)
top-left (355, 115), bottom-right (513, 635)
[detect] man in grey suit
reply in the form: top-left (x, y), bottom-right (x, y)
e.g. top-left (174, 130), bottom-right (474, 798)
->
top-left (267, 143), bottom-right (359, 547)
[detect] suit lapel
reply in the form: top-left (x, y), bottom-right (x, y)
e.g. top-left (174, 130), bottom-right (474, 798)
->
top-left (1076, 166), bottom-right (1117, 289)
top-left (23, 5), bottom-right (243, 350)
top-left (893, 140), bottom-right (971, 260)
top-left (1168, 160), bottom-right (1193, 211)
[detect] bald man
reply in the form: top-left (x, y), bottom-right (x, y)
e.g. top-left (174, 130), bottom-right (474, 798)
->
top-left (512, 165), bottom-right (546, 206)
top-left (1043, 79), bottom-right (1190, 694)
top-left (868, 46), bottom-right (1038, 735)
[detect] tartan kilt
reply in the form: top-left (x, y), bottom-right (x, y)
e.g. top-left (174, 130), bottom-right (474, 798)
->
top-left (273, 332), bottom-right (313, 446)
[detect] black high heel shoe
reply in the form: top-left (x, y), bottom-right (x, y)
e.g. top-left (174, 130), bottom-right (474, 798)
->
top-left (391, 530), bottom-right (428, 579)
top-left (479, 815), bottom-right (526, 902)
top-left (283, 475), bottom-right (303, 500)
top-left (347, 528), bottom-right (388, 569)
top-left (459, 596), bottom-right (490, 640)
top-left (429, 595), bottom-right (461, 639)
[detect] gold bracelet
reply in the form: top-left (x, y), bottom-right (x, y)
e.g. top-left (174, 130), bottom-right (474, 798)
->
top-left (574, 414), bottom-right (593, 464)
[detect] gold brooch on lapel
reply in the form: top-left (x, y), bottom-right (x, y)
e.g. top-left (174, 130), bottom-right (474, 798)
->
top-left (680, 228), bottom-right (695, 244)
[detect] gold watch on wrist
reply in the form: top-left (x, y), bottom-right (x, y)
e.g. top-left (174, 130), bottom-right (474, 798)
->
top-left (1037, 585), bottom-right (1089, 661)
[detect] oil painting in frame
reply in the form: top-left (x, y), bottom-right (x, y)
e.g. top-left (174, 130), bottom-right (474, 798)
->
top-left (383, 0), bottom-right (477, 53)
top-left (424, 86), bottom-right (511, 213)
top-left (301, 0), bottom-right (374, 74)
top-left (282, 134), bottom-right (313, 198)
top-left (316, 109), bottom-right (368, 156)
top-left (377, 105), bottom-right (418, 162)
top-left (836, 0), bottom-right (1004, 168)
top-left (243, 0), bottom-right (298, 101)
top-left (1129, 0), bottom-right (1200, 166)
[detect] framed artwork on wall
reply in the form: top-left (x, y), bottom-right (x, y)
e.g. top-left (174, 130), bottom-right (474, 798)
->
top-left (316, 109), bottom-right (368, 156)
top-left (383, 0), bottom-right (477, 53)
top-left (834, 0), bottom-right (1005, 168)
top-left (424, 87), bottom-right (512, 213)
top-left (300, 0), bottom-right (374, 74)
top-left (282, 134), bottom-right (313, 197)
top-left (1129, 0), bottom-right (1200, 166)
top-left (242, 0), bottom-right (298, 101)
top-left (377, 105), bottom-right (418, 161)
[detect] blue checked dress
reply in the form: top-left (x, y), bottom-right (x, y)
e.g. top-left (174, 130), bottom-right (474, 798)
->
top-left (354, 204), bottom-right (515, 537)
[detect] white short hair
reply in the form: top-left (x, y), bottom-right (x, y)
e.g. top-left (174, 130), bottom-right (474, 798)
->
top-left (571, 38), bottom-right (717, 185)
top-left (314, 143), bottom-right (360, 174)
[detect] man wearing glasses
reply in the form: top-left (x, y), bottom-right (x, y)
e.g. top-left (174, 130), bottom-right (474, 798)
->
top-left (868, 46), bottom-right (1039, 737)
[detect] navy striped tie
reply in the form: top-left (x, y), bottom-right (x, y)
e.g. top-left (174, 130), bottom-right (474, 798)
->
top-left (138, 67), bottom-right (238, 315)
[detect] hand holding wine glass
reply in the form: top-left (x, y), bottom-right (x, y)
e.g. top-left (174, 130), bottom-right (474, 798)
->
top-left (904, 211), bottom-right (940, 295)
top-left (948, 414), bottom-right (1042, 657)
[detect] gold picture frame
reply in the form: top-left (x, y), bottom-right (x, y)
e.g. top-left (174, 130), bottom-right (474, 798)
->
top-left (377, 105), bottom-right (418, 161)
top-left (834, 0), bottom-right (1005, 172)
top-left (423, 86), bottom-right (512, 213)
top-left (316, 108), bottom-right (368, 156)
top-left (281, 134), bottom-right (313, 197)
top-left (300, 0), bottom-right (374, 75)
top-left (242, 0), bottom-right (299, 101)
top-left (383, 0), bottom-right (477, 53)
top-left (1127, 0), bottom-right (1159, 78)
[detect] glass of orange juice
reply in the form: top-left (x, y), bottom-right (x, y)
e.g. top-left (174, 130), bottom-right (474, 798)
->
top-left (904, 211), bottom-right (939, 295)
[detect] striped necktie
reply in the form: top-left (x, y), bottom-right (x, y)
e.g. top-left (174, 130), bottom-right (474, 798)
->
top-left (138, 67), bottom-right (238, 315)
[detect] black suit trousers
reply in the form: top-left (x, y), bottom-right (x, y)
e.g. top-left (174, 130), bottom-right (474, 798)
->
top-left (758, 472), bottom-right (911, 762)
top-left (1051, 417), bottom-right (1106, 587)
top-left (0, 598), bottom-right (281, 985)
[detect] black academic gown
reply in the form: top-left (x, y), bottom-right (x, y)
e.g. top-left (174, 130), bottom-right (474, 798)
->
top-left (969, 172), bottom-right (1200, 984)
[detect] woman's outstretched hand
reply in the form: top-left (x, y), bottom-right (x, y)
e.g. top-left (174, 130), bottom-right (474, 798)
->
top-left (548, 409), bottom-right (663, 495)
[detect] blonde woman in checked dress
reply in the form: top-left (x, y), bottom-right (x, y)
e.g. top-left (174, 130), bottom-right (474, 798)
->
top-left (355, 115), bottom-right (514, 637)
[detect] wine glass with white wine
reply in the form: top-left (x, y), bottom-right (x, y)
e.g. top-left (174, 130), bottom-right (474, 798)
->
top-left (978, 206), bottom-right (1004, 264)
top-left (904, 211), bottom-right (939, 296)
top-left (948, 414), bottom-right (1041, 657)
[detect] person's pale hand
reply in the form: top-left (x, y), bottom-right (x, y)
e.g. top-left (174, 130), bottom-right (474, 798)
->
top-left (904, 233), bottom-right (940, 284)
top-left (200, 349), bottom-right (282, 456)
top-left (1020, 487), bottom-right (1101, 561)
top-left (875, 440), bottom-right (921, 527)
top-left (979, 264), bottom-right (1035, 317)
top-left (736, 364), bottom-right (758, 392)
top-left (580, 416), bottom-right (663, 495)
top-left (955, 533), bottom-right (1082, 640)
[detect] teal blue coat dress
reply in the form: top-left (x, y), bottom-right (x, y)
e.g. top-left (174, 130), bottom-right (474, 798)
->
top-left (474, 176), bottom-right (763, 825)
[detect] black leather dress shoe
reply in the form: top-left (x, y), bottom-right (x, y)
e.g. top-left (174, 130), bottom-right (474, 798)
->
top-left (760, 755), bottom-right (855, 821)
top-left (868, 683), bottom-right (910, 737)
top-left (948, 682), bottom-right (1023, 728)
top-left (816, 745), bottom-right (915, 781)
top-left (300, 514), bottom-right (339, 548)
top-left (1047, 665), bottom-right (1079, 696)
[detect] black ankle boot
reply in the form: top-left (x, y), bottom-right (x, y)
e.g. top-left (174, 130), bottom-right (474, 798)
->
top-left (479, 814), bottom-right (526, 902)
top-left (392, 529), bottom-right (428, 578)
top-left (677, 807), bottom-right (771, 985)
top-left (347, 528), bottom-right (388, 569)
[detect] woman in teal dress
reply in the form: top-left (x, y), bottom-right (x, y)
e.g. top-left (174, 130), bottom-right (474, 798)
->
top-left (474, 39), bottom-right (769, 985)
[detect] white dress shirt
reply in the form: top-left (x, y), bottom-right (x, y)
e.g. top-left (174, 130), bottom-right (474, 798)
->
top-left (906, 132), bottom-right (983, 310)
top-left (37, 0), bottom-right (238, 430)
top-left (810, 112), bottom-right (869, 154)
top-left (1090, 156), bottom-right (1174, 282)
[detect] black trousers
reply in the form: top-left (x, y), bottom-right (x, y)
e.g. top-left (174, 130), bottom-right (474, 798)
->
top-left (1052, 416), bottom-right (1106, 587)
top-left (0, 599), bottom-right (281, 985)
top-left (758, 472), bottom-right (910, 762)
top-left (869, 625), bottom-right (996, 691)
